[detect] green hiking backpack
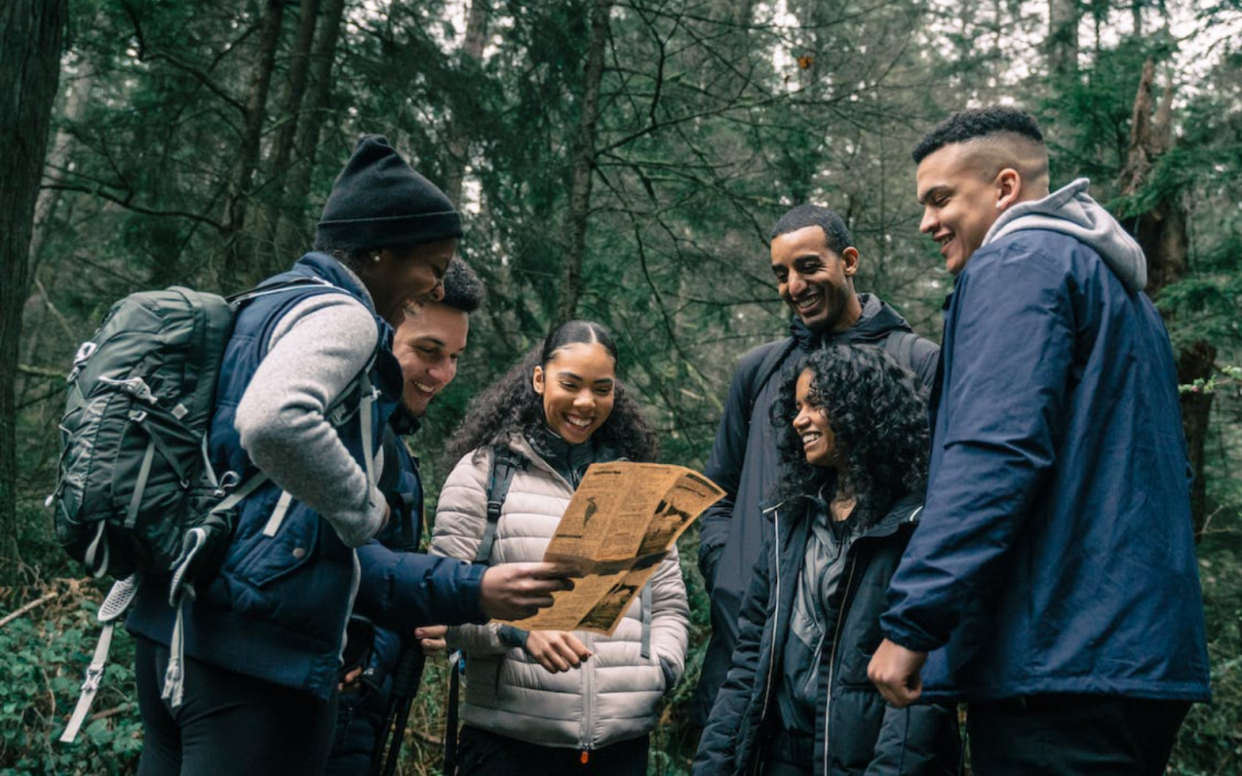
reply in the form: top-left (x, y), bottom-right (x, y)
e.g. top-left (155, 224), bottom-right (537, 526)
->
top-left (50, 276), bottom-right (372, 742)
top-left (51, 280), bottom-right (331, 581)
top-left (52, 287), bottom-right (233, 581)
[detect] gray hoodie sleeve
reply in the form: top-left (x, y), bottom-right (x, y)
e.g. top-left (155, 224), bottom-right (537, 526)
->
top-left (234, 294), bottom-right (385, 548)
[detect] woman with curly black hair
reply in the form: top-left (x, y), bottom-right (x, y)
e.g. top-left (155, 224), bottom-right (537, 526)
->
top-left (431, 320), bottom-right (689, 775)
top-left (695, 344), bottom-right (959, 776)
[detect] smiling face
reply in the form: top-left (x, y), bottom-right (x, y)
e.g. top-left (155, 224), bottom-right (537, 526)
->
top-left (392, 301), bottom-right (469, 417)
top-left (915, 144), bottom-right (1009, 276)
top-left (532, 342), bottom-right (616, 444)
top-left (792, 368), bottom-right (838, 469)
top-left (770, 226), bottom-right (861, 334)
top-left (364, 238), bottom-right (457, 325)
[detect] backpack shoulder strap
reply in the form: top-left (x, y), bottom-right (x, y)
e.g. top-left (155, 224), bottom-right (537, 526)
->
top-left (474, 445), bottom-right (527, 565)
top-left (226, 275), bottom-right (333, 307)
top-left (884, 330), bottom-right (918, 370)
top-left (745, 337), bottom-right (797, 420)
top-left (883, 329), bottom-right (939, 388)
top-left (444, 444), bottom-right (526, 774)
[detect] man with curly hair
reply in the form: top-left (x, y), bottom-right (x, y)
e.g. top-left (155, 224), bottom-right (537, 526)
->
top-left (868, 106), bottom-right (1211, 772)
top-left (693, 204), bottom-right (939, 727)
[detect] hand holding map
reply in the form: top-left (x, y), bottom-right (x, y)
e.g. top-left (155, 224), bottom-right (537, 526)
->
top-left (500, 462), bottom-right (724, 635)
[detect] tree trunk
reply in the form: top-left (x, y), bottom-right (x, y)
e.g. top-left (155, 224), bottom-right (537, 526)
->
top-left (259, 0), bottom-right (322, 270)
top-left (1119, 59), bottom-right (1215, 537)
top-left (1048, 0), bottom-right (1079, 77)
top-left (442, 0), bottom-right (491, 207)
top-left (221, 0), bottom-right (287, 291)
top-left (555, 0), bottom-right (611, 324)
top-left (276, 0), bottom-right (347, 259)
top-left (29, 69), bottom-right (94, 271)
top-left (0, 0), bottom-right (67, 584)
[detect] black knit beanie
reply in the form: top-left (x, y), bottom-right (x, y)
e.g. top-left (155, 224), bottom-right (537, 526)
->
top-left (316, 135), bottom-right (462, 253)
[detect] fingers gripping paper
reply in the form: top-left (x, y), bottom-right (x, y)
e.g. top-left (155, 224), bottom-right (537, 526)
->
top-left (502, 463), bottom-right (724, 635)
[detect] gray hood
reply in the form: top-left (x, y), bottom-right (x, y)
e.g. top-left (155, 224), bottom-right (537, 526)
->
top-left (982, 178), bottom-right (1147, 293)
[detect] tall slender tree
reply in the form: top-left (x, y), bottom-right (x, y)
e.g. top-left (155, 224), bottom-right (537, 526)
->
top-left (276, 0), bottom-right (348, 257)
top-left (221, 0), bottom-right (287, 289)
top-left (1118, 59), bottom-right (1215, 535)
top-left (442, 0), bottom-right (491, 207)
top-left (259, 0), bottom-right (324, 269)
top-left (1049, 0), bottom-right (1080, 76)
top-left (0, 0), bottom-right (67, 584)
top-left (556, 0), bottom-right (612, 323)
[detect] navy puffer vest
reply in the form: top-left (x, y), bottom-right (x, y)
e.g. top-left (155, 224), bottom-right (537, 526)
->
top-left (128, 253), bottom-right (403, 699)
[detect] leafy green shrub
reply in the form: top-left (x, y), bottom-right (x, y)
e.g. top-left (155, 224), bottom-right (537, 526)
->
top-left (1169, 538), bottom-right (1242, 775)
top-left (0, 582), bottom-right (141, 776)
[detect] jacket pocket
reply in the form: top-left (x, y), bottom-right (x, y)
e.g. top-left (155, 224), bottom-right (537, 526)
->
top-left (239, 509), bottom-right (321, 587)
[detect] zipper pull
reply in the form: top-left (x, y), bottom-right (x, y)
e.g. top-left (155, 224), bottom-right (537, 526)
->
top-left (580, 750), bottom-right (589, 765)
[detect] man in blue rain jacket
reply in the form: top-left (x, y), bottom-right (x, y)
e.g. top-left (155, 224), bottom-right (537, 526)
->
top-left (868, 107), bottom-right (1210, 774)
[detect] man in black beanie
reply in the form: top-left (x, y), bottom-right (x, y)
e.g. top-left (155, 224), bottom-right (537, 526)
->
top-left (316, 135), bottom-right (463, 255)
top-left (314, 135), bottom-right (464, 322)
top-left (127, 135), bottom-right (573, 776)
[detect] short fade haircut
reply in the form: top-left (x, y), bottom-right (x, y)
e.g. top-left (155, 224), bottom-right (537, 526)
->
top-left (912, 107), bottom-right (1045, 164)
top-left (438, 257), bottom-right (484, 314)
top-left (770, 204), bottom-right (854, 256)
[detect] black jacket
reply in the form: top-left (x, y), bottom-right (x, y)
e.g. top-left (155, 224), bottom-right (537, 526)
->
top-left (694, 295), bottom-right (939, 722)
top-left (694, 495), bottom-right (959, 776)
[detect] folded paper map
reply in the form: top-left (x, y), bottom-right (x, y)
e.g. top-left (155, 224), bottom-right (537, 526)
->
top-left (501, 462), bottom-right (724, 636)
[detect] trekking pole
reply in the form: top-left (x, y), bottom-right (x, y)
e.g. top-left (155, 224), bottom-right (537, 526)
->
top-left (371, 643), bottom-right (426, 776)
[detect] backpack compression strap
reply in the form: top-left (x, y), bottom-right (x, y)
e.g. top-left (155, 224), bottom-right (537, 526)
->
top-left (159, 470), bottom-right (272, 708)
top-left (59, 576), bottom-right (140, 743)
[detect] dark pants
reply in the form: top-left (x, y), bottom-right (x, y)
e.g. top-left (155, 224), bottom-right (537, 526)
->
top-left (458, 725), bottom-right (649, 776)
top-left (135, 636), bottom-right (338, 776)
top-left (968, 694), bottom-right (1190, 776)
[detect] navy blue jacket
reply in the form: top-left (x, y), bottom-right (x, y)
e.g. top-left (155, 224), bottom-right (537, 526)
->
top-left (695, 495), bottom-right (958, 776)
top-left (327, 425), bottom-right (488, 774)
top-left (355, 420), bottom-right (487, 635)
top-left (881, 229), bottom-right (1211, 703)
top-left (129, 253), bottom-right (403, 700)
top-left (694, 297), bottom-right (940, 722)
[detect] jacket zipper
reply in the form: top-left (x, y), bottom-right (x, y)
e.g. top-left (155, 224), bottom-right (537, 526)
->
top-left (823, 557), bottom-right (859, 776)
top-left (751, 507), bottom-right (782, 776)
top-left (581, 630), bottom-right (595, 760)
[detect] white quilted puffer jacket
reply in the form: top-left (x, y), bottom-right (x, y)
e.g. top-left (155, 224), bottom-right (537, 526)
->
top-left (430, 434), bottom-right (690, 751)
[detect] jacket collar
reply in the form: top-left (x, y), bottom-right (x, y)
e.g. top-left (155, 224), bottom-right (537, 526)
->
top-left (859, 493), bottom-right (924, 540)
top-left (787, 293), bottom-right (915, 351)
top-left (504, 431), bottom-right (622, 488)
top-left (765, 489), bottom-right (923, 542)
top-left (291, 252), bottom-right (377, 312)
top-left (389, 405), bottom-right (421, 436)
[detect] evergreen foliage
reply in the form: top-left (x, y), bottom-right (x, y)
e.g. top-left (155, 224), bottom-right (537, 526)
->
top-left (3, 0), bottom-right (1240, 771)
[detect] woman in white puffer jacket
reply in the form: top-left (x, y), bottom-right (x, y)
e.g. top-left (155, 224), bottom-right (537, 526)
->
top-left (431, 320), bottom-right (689, 775)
